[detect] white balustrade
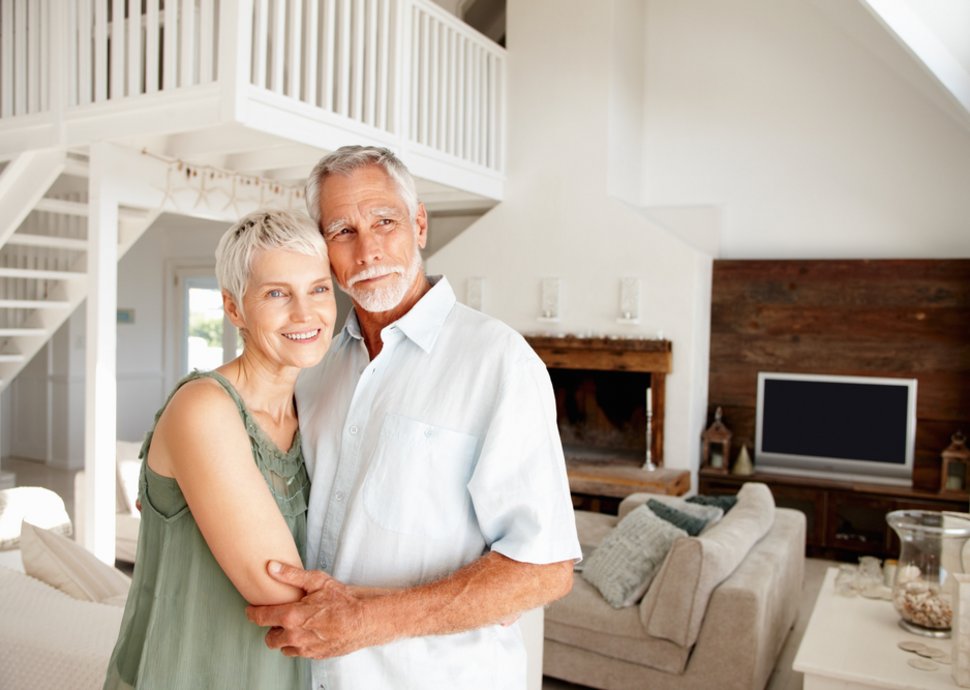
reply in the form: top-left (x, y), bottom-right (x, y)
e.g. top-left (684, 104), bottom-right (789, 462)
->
top-left (0, 0), bottom-right (505, 174)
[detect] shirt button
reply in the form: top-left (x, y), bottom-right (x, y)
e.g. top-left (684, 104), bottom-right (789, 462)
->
top-left (349, 425), bottom-right (359, 435)
top-left (424, 428), bottom-right (433, 437)
top-left (335, 491), bottom-right (345, 502)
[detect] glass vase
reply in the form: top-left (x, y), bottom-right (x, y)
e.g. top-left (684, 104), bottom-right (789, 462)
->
top-left (886, 510), bottom-right (970, 638)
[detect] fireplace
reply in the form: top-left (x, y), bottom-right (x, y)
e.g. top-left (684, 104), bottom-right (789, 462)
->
top-left (525, 335), bottom-right (689, 510)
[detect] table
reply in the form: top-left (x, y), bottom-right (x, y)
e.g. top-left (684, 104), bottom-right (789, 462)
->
top-left (794, 567), bottom-right (961, 689)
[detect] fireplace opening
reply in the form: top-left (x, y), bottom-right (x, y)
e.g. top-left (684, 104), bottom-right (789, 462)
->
top-left (549, 368), bottom-right (650, 465)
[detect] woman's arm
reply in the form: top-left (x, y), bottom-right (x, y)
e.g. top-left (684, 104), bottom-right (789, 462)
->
top-left (147, 379), bottom-right (305, 606)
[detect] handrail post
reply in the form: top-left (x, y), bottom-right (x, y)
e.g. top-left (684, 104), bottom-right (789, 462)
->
top-left (218, 0), bottom-right (254, 122)
top-left (392, 0), bottom-right (412, 148)
top-left (48, 0), bottom-right (68, 142)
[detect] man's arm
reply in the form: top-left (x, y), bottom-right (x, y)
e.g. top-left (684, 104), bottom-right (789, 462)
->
top-left (246, 551), bottom-right (573, 659)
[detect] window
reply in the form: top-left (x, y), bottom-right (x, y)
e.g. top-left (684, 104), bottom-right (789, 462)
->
top-left (166, 264), bottom-right (239, 389)
top-left (184, 276), bottom-right (240, 374)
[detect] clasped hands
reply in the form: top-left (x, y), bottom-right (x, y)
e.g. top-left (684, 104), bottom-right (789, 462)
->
top-left (246, 561), bottom-right (387, 660)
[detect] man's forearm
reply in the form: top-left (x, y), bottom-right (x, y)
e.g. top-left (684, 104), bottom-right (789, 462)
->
top-left (249, 552), bottom-right (574, 658)
top-left (362, 552), bottom-right (573, 642)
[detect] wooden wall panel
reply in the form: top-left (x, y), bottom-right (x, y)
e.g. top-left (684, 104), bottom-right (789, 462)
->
top-left (708, 259), bottom-right (970, 490)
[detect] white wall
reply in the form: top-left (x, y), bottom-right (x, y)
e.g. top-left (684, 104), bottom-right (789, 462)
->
top-left (427, 0), bottom-right (713, 474)
top-left (114, 215), bottom-right (227, 443)
top-left (640, 0), bottom-right (970, 259)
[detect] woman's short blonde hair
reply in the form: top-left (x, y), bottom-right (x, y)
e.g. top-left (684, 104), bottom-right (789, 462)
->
top-left (215, 209), bottom-right (326, 311)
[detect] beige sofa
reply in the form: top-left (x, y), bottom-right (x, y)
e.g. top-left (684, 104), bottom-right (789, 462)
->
top-left (544, 482), bottom-right (806, 690)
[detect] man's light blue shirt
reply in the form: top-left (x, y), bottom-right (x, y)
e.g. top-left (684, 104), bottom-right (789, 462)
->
top-left (295, 276), bottom-right (580, 690)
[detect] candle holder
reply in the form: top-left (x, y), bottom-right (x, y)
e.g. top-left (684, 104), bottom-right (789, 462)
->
top-left (644, 386), bottom-right (656, 471)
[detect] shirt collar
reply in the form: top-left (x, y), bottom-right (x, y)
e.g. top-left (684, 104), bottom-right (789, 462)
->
top-left (339, 275), bottom-right (455, 354)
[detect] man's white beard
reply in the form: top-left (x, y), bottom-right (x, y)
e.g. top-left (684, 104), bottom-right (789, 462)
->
top-left (344, 247), bottom-right (423, 313)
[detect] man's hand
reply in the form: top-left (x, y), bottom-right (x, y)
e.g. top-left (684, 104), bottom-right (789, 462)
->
top-left (245, 561), bottom-right (387, 659)
top-left (247, 553), bottom-right (572, 660)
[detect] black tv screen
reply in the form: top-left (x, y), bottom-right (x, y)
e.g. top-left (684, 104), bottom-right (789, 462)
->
top-left (755, 372), bottom-right (916, 485)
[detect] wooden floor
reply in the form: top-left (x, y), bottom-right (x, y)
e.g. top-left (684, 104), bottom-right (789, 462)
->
top-left (4, 455), bottom-right (833, 690)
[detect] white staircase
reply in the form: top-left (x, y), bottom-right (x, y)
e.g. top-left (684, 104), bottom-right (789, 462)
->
top-left (0, 151), bottom-right (159, 391)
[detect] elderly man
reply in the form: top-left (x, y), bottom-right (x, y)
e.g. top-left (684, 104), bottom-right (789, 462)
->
top-left (247, 145), bottom-right (580, 690)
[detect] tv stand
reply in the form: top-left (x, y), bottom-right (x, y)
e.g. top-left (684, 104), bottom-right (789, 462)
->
top-left (698, 469), bottom-right (969, 561)
top-left (755, 465), bottom-right (912, 488)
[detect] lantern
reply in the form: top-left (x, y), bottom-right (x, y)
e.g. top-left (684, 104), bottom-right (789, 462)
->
top-left (702, 406), bottom-right (732, 474)
top-left (941, 431), bottom-right (970, 494)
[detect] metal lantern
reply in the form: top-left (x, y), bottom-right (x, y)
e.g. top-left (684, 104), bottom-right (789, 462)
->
top-left (702, 406), bottom-right (732, 474)
top-left (941, 431), bottom-right (970, 494)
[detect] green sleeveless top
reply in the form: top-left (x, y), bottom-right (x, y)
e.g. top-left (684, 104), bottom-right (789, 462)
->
top-left (103, 371), bottom-right (311, 690)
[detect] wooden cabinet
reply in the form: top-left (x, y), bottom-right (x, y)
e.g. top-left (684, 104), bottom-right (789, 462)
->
top-left (698, 470), bottom-right (969, 560)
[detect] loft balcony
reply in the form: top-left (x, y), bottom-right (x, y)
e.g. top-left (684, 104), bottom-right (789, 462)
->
top-left (0, 0), bottom-right (507, 207)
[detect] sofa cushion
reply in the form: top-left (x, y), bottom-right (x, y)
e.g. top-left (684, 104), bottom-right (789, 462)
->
top-left (573, 510), bottom-right (617, 549)
top-left (646, 499), bottom-right (708, 536)
top-left (656, 496), bottom-right (724, 526)
top-left (544, 574), bottom-right (691, 674)
top-left (687, 493), bottom-right (739, 512)
top-left (639, 482), bottom-right (776, 648)
top-left (0, 566), bottom-right (124, 690)
top-left (20, 522), bottom-right (131, 603)
top-left (0, 487), bottom-right (72, 550)
top-left (582, 505), bottom-right (686, 607)
top-left (616, 492), bottom-right (722, 524)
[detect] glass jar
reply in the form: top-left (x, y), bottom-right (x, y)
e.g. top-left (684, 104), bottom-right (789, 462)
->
top-left (886, 510), bottom-right (970, 638)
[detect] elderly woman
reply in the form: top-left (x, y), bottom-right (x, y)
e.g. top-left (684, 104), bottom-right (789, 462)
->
top-left (103, 209), bottom-right (336, 689)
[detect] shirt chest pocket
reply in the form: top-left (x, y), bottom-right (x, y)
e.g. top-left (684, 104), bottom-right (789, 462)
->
top-left (363, 414), bottom-right (479, 540)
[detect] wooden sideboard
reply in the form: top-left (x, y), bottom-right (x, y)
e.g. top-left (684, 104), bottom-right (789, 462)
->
top-left (699, 469), bottom-right (969, 560)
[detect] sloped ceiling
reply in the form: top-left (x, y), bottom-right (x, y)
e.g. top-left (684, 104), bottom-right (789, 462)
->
top-left (857, 0), bottom-right (970, 128)
top-left (840, 0), bottom-right (970, 128)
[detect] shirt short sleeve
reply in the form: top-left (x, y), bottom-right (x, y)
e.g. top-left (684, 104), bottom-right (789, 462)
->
top-left (467, 353), bottom-right (582, 565)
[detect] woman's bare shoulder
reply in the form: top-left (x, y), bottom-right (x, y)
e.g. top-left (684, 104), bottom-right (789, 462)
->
top-left (165, 376), bottom-right (239, 419)
top-left (154, 376), bottom-right (248, 453)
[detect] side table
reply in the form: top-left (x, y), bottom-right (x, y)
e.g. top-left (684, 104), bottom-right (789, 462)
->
top-left (794, 567), bottom-right (960, 689)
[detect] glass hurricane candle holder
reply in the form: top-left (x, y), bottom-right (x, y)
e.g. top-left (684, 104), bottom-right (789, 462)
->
top-left (886, 510), bottom-right (970, 638)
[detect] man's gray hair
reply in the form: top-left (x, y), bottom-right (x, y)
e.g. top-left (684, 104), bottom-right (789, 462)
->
top-left (305, 145), bottom-right (419, 226)
top-left (215, 208), bottom-right (327, 311)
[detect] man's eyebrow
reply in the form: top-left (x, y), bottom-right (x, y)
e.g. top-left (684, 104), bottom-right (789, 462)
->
top-left (323, 207), bottom-right (404, 237)
top-left (323, 218), bottom-right (349, 237)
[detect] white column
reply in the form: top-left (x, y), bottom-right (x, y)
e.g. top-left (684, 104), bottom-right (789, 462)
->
top-left (82, 143), bottom-right (118, 563)
top-left (218, 0), bottom-right (253, 121)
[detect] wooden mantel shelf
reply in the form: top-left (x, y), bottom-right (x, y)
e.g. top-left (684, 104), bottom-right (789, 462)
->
top-left (524, 335), bottom-right (672, 373)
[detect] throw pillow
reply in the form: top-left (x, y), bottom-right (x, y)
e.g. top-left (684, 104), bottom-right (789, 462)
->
top-left (582, 505), bottom-right (686, 608)
top-left (687, 494), bottom-right (738, 512)
top-left (0, 487), bottom-right (72, 550)
top-left (669, 498), bottom-right (724, 526)
top-left (20, 521), bottom-right (131, 604)
top-left (647, 499), bottom-right (708, 536)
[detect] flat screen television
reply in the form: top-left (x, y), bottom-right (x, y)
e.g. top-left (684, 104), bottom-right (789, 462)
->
top-left (755, 372), bottom-right (917, 485)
